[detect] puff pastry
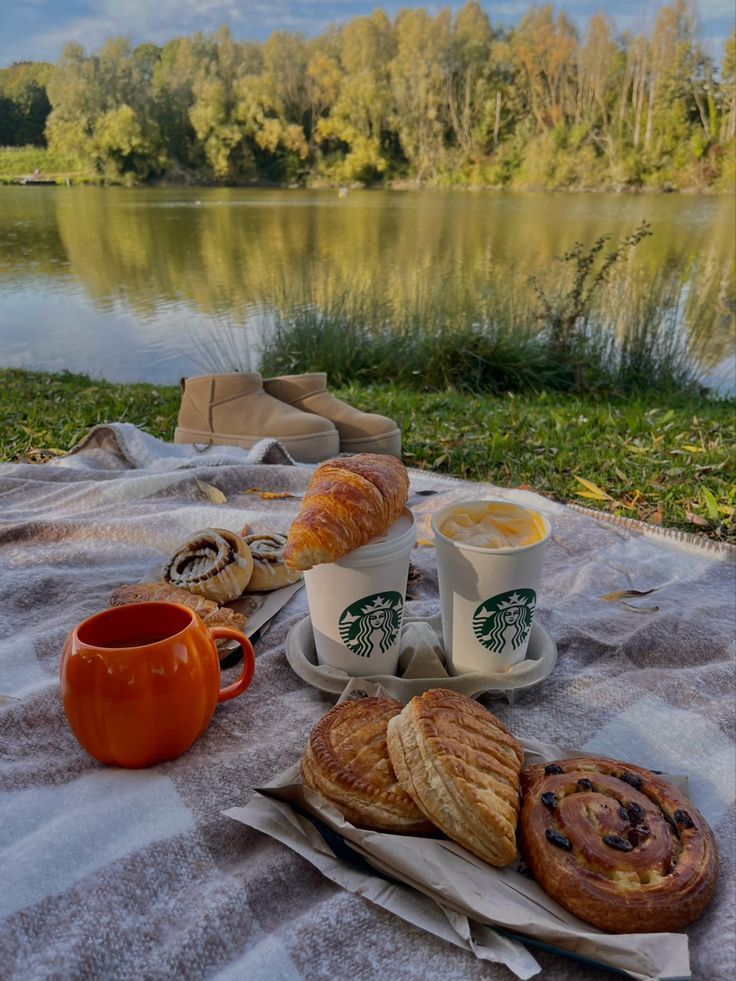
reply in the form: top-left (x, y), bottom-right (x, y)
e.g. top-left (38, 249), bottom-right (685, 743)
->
top-left (519, 756), bottom-right (719, 933)
top-left (108, 582), bottom-right (246, 633)
top-left (163, 528), bottom-right (253, 603)
top-left (242, 533), bottom-right (303, 591)
top-left (386, 689), bottom-right (524, 866)
top-left (301, 697), bottom-right (434, 833)
top-left (285, 455), bottom-right (409, 571)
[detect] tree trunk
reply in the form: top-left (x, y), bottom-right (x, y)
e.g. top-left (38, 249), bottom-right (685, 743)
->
top-left (494, 90), bottom-right (501, 146)
top-left (692, 83), bottom-right (710, 138)
top-left (644, 70), bottom-right (656, 149)
top-left (633, 63), bottom-right (645, 148)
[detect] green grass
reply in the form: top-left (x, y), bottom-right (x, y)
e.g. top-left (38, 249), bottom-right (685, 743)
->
top-left (1, 368), bottom-right (733, 543)
top-left (0, 145), bottom-right (93, 182)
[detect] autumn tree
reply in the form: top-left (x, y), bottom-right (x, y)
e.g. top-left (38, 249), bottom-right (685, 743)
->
top-left (390, 8), bottom-right (452, 178)
top-left (315, 11), bottom-right (395, 181)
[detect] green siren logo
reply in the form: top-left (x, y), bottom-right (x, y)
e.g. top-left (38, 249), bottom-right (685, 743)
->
top-left (472, 589), bottom-right (536, 653)
top-left (338, 592), bottom-right (403, 658)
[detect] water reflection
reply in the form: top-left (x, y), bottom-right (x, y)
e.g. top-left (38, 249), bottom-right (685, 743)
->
top-left (0, 186), bottom-right (733, 388)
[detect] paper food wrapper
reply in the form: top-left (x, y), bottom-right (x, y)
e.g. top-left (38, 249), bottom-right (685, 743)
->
top-left (225, 681), bottom-right (692, 981)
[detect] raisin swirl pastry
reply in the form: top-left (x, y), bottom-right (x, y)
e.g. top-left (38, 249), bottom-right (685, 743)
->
top-left (519, 756), bottom-right (719, 933)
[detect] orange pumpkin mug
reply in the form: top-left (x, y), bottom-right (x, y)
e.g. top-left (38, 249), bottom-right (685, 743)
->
top-left (60, 601), bottom-right (255, 768)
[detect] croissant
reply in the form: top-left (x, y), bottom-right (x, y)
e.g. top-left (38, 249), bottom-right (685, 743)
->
top-left (284, 454), bottom-right (410, 571)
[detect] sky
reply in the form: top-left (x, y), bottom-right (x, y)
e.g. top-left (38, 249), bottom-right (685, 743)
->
top-left (2, 0), bottom-right (734, 68)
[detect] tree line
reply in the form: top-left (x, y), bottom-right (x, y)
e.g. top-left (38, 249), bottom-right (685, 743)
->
top-left (1, 1), bottom-right (735, 190)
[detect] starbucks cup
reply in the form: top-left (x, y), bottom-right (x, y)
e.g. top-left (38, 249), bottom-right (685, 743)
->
top-left (432, 500), bottom-right (550, 675)
top-left (304, 508), bottom-right (416, 677)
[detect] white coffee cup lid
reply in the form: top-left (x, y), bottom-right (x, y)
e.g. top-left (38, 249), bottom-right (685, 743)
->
top-left (337, 507), bottom-right (416, 566)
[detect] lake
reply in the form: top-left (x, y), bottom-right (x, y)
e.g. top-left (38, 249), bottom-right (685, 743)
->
top-left (0, 186), bottom-right (734, 392)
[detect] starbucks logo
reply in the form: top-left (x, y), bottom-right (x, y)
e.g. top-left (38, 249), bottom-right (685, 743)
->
top-left (472, 589), bottom-right (536, 653)
top-left (338, 592), bottom-right (403, 658)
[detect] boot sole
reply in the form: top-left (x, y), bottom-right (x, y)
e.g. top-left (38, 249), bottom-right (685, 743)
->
top-left (339, 429), bottom-right (402, 458)
top-left (174, 427), bottom-right (340, 464)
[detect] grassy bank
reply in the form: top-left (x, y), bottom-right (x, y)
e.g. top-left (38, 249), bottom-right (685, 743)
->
top-left (1, 368), bottom-right (733, 543)
top-left (0, 146), bottom-right (94, 184)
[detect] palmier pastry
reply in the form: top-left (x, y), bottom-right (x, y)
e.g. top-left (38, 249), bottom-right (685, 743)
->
top-left (386, 689), bottom-right (524, 866)
top-left (163, 528), bottom-right (253, 603)
top-left (242, 533), bottom-right (303, 591)
top-left (301, 697), bottom-right (434, 834)
top-left (285, 454), bottom-right (409, 571)
top-left (519, 756), bottom-right (719, 933)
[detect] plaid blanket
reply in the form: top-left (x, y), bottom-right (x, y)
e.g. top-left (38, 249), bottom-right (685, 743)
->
top-left (1, 425), bottom-right (733, 980)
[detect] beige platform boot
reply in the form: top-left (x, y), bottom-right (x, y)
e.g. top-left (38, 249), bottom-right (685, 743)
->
top-left (174, 373), bottom-right (339, 464)
top-left (263, 373), bottom-right (401, 458)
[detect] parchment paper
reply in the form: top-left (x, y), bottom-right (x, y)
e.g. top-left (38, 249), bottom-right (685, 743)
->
top-left (226, 681), bottom-right (691, 981)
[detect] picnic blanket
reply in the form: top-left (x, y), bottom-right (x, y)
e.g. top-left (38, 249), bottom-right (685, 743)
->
top-left (1, 424), bottom-right (734, 980)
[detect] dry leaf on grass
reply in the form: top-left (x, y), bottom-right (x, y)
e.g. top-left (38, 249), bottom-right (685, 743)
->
top-left (574, 476), bottom-right (615, 502)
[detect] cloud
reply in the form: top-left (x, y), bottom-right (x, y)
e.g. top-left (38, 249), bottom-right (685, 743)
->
top-left (3, 0), bottom-right (733, 67)
top-left (1, 0), bottom-right (387, 64)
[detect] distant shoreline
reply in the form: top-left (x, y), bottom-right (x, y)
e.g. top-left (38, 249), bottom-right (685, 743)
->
top-left (1, 175), bottom-right (732, 195)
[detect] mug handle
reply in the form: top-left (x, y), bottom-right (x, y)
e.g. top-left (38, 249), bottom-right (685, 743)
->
top-left (209, 627), bottom-right (256, 702)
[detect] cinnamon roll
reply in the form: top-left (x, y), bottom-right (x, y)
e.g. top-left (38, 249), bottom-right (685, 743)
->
top-left (242, 533), bottom-right (303, 592)
top-left (163, 528), bottom-right (253, 603)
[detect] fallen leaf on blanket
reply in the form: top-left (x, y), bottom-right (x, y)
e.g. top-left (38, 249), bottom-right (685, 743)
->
top-left (195, 480), bottom-right (227, 504)
top-left (619, 601), bottom-right (660, 613)
top-left (574, 476), bottom-right (615, 502)
top-left (601, 587), bottom-right (659, 602)
top-left (241, 489), bottom-right (300, 500)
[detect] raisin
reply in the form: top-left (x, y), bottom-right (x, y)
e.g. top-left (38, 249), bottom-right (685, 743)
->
top-left (545, 829), bottom-right (572, 851)
top-left (618, 806), bottom-right (630, 821)
top-left (603, 834), bottom-right (634, 852)
top-left (620, 772), bottom-right (643, 790)
top-left (628, 825), bottom-right (650, 847)
top-left (541, 791), bottom-right (558, 809)
top-left (674, 809), bottom-right (694, 829)
top-left (544, 764), bottom-right (564, 775)
top-left (627, 802), bottom-right (645, 825)
top-left (577, 778), bottom-right (593, 791)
